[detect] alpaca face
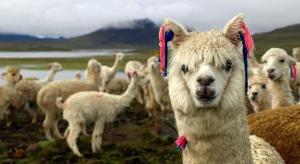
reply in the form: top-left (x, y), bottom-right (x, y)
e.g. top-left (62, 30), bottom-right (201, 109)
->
top-left (247, 81), bottom-right (267, 103)
top-left (262, 48), bottom-right (296, 81)
top-left (51, 63), bottom-right (63, 72)
top-left (181, 57), bottom-right (233, 108)
top-left (115, 52), bottom-right (124, 61)
top-left (2, 69), bottom-right (22, 84)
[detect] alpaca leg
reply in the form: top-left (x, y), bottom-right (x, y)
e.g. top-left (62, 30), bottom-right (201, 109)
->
top-left (43, 110), bottom-right (55, 140)
top-left (66, 126), bottom-right (82, 157)
top-left (53, 117), bottom-right (64, 139)
top-left (136, 88), bottom-right (144, 104)
top-left (92, 118), bottom-right (105, 153)
top-left (80, 121), bottom-right (89, 136)
top-left (24, 103), bottom-right (37, 124)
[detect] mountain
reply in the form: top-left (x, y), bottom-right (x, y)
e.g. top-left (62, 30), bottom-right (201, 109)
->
top-left (0, 18), bottom-right (159, 51)
top-left (0, 33), bottom-right (64, 41)
top-left (253, 24), bottom-right (300, 57)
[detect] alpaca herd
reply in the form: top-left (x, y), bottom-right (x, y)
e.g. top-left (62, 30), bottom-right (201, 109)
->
top-left (0, 13), bottom-right (300, 163)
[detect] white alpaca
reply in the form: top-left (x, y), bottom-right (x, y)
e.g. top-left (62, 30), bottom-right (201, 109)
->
top-left (84, 53), bottom-right (124, 91)
top-left (37, 59), bottom-right (101, 140)
top-left (36, 62), bottom-right (63, 86)
top-left (247, 75), bottom-right (271, 112)
top-left (124, 60), bottom-right (146, 104)
top-left (56, 71), bottom-right (147, 157)
top-left (292, 47), bottom-right (300, 61)
top-left (147, 56), bottom-right (171, 112)
top-left (164, 14), bottom-right (284, 163)
top-left (262, 48), bottom-right (296, 108)
top-left (0, 66), bottom-right (22, 125)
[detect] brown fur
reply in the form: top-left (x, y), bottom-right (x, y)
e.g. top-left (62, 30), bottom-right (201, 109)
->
top-left (248, 104), bottom-right (300, 164)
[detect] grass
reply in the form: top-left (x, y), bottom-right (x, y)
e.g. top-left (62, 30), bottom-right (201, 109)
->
top-left (0, 50), bottom-right (158, 71)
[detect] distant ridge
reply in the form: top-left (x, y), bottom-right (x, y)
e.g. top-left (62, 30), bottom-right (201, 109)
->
top-left (0, 33), bottom-right (64, 42)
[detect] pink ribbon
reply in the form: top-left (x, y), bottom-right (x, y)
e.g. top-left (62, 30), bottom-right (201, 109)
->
top-left (175, 135), bottom-right (187, 151)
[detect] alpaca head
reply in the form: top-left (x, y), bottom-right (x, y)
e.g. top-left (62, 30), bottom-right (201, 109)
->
top-left (147, 56), bottom-right (160, 73)
top-left (247, 75), bottom-right (268, 104)
top-left (166, 14), bottom-right (246, 110)
top-left (130, 70), bottom-right (149, 88)
top-left (75, 72), bottom-right (82, 80)
top-left (114, 52), bottom-right (124, 61)
top-left (86, 59), bottom-right (101, 82)
top-left (261, 48), bottom-right (296, 81)
top-left (1, 66), bottom-right (22, 84)
top-left (48, 62), bottom-right (63, 73)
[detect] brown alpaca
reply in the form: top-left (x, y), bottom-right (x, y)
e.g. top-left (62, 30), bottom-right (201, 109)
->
top-left (248, 104), bottom-right (300, 164)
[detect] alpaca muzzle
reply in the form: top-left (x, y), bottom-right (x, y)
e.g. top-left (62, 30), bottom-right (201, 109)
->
top-left (196, 86), bottom-right (216, 101)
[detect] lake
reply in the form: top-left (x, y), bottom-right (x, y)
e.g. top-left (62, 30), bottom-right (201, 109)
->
top-left (0, 49), bottom-right (134, 59)
top-left (0, 68), bottom-right (125, 85)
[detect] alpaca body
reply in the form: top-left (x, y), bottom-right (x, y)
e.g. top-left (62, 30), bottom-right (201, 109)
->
top-left (58, 72), bottom-right (145, 156)
top-left (37, 59), bottom-right (101, 140)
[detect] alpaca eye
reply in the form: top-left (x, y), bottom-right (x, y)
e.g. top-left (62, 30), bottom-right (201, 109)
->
top-left (262, 60), bottom-right (267, 64)
top-left (223, 60), bottom-right (232, 72)
top-left (249, 85), bottom-right (252, 89)
top-left (11, 73), bottom-right (16, 76)
top-left (181, 64), bottom-right (188, 73)
top-left (261, 84), bottom-right (266, 89)
top-left (279, 59), bottom-right (285, 63)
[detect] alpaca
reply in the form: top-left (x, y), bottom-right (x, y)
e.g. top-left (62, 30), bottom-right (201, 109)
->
top-left (9, 63), bottom-right (63, 124)
top-left (74, 72), bottom-right (82, 80)
top-left (164, 14), bottom-right (284, 163)
top-left (105, 78), bottom-right (128, 94)
top-left (143, 80), bottom-right (160, 117)
top-left (261, 48), bottom-right (296, 108)
top-left (247, 75), bottom-right (271, 113)
top-left (248, 104), bottom-right (300, 163)
top-left (147, 56), bottom-right (171, 112)
top-left (292, 47), bottom-right (300, 61)
top-left (56, 71), bottom-right (148, 157)
top-left (37, 59), bottom-right (101, 140)
top-left (0, 66), bottom-right (22, 125)
top-left (84, 53), bottom-right (124, 91)
top-left (124, 60), bottom-right (146, 104)
top-left (36, 62), bottom-right (63, 86)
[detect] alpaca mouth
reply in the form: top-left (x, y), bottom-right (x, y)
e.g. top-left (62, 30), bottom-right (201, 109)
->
top-left (251, 96), bottom-right (257, 101)
top-left (195, 87), bottom-right (216, 102)
top-left (267, 74), bottom-right (275, 80)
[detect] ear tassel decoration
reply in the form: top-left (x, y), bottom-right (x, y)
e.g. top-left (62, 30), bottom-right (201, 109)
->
top-left (175, 135), bottom-right (187, 151)
top-left (239, 22), bottom-right (255, 93)
top-left (159, 25), bottom-right (174, 77)
top-left (291, 64), bottom-right (298, 80)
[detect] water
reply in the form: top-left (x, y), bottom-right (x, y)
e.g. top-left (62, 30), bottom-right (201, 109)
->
top-left (0, 67), bottom-right (125, 85)
top-left (0, 49), bottom-right (134, 59)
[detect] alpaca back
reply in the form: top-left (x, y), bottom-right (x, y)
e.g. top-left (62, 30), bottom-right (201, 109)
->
top-left (37, 80), bottom-right (99, 112)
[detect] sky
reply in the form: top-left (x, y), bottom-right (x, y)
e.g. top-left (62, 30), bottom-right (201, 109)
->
top-left (0, 0), bottom-right (299, 38)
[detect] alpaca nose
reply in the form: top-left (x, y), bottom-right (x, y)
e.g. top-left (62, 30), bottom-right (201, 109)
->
top-left (197, 76), bottom-right (215, 86)
top-left (252, 92), bottom-right (258, 96)
top-left (267, 69), bottom-right (275, 73)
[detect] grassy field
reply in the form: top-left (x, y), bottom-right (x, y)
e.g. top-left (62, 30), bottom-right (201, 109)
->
top-left (0, 50), bottom-right (158, 71)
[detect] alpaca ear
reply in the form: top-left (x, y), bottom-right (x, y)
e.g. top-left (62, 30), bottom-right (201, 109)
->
top-left (163, 18), bottom-right (188, 48)
top-left (288, 56), bottom-right (297, 66)
top-left (223, 13), bottom-right (245, 46)
top-left (133, 71), bottom-right (138, 77)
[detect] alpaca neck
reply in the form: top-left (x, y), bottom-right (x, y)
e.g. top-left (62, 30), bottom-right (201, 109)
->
top-left (109, 58), bottom-right (120, 76)
top-left (87, 73), bottom-right (100, 86)
top-left (252, 95), bottom-right (271, 112)
top-left (177, 105), bottom-right (252, 164)
top-left (41, 69), bottom-right (56, 84)
top-left (270, 77), bottom-right (294, 108)
top-left (118, 78), bottom-right (138, 107)
top-left (5, 80), bottom-right (16, 89)
top-left (149, 69), bottom-right (165, 99)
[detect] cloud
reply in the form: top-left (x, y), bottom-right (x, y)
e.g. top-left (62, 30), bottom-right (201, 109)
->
top-left (0, 0), bottom-right (299, 37)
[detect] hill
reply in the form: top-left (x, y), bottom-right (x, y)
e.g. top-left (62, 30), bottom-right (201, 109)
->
top-left (253, 24), bottom-right (300, 57)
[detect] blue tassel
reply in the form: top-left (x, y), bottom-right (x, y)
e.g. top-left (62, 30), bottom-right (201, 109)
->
top-left (163, 30), bottom-right (174, 77)
top-left (239, 32), bottom-right (249, 93)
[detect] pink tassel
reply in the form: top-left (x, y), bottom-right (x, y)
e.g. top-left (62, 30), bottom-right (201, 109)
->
top-left (159, 25), bottom-right (166, 74)
top-left (292, 64), bottom-right (297, 80)
top-left (241, 22), bottom-right (255, 57)
top-left (175, 135), bottom-right (187, 151)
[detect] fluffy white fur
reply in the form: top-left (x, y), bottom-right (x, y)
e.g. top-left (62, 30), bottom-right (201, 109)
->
top-left (247, 75), bottom-right (271, 112)
top-left (292, 47), bottom-right (300, 61)
top-left (0, 66), bottom-right (22, 125)
top-left (36, 62), bottom-right (63, 86)
top-left (165, 14), bottom-right (284, 163)
top-left (261, 48), bottom-right (296, 108)
top-left (37, 59), bottom-right (101, 140)
top-left (57, 71), bottom-right (147, 157)
top-left (124, 60), bottom-right (146, 104)
top-left (147, 56), bottom-right (172, 112)
top-left (85, 52), bottom-right (124, 91)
